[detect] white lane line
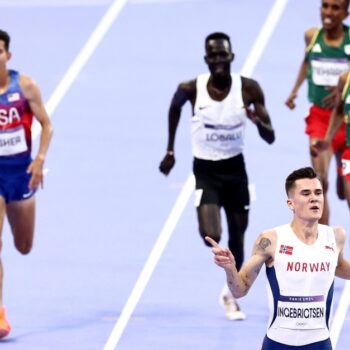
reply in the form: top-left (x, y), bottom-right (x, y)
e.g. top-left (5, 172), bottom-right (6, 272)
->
top-left (130, 0), bottom-right (202, 4)
top-left (102, 1), bottom-right (289, 349)
top-left (103, 175), bottom-right (195, 350)
top-left (331, 281), bottom-right (350, 349)
top-left (32, 0), bottom-right (129, 139)
top-left (0, 0), bottom-right (111, 6)
top-left (240, 0), bottom-right (289, 77)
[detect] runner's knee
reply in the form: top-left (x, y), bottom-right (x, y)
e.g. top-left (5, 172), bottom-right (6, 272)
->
top-left (200, 226), bottom-right (221, 246)
top-left (311, 167), bottom-right (329, 189)
top-left (319, 177), bottom-right (329, 192)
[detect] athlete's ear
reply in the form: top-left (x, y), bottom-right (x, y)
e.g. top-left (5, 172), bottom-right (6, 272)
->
top-left (6, 51), bottom-right (11, 61)
top-left (287, 199), bottom-right (294, 211)
top-left (231, 52), bottom-right (235, 62)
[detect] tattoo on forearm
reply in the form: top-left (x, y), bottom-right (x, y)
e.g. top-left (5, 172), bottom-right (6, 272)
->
top-left (242, 278), bottom-right (249, 292)
top-left (259, 238), bottom-right (271, 250)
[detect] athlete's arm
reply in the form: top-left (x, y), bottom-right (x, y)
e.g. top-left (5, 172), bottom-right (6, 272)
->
top-left (324, 72), bottom-right (347, 141)
top-left (285, 28), bottom-right (317, 109)
top-left (242, 77), bottom-right (275, 144)
top-left (334, 227), bottom-right (350, 279)
top-left (311, 72), bottom-right (347, 155)
top-left (159, 80), bottom-right (195, 175)
top-left (20, 75), bottom-right (53, 191)
top-left (206, 231), bottom-right (275, 298)
top-left (322, 87), bottom-right (338, 109)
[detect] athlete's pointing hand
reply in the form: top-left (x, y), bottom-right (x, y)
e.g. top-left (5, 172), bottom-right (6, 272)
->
top-left (205, 236), bottom-right (236, 271)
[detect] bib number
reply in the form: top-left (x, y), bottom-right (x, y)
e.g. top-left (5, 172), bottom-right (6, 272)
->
top-left (0, 126), bottom-right (28, 156)
top-left (277, 296), bottom-right (326, 330)
top-left (311, 58), bottom-right (349, 86)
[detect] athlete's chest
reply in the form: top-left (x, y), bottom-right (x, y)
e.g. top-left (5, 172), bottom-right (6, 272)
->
top-left (274, 241), bottom-right (337, 288)
top-left (0, 92), bottom-right (27, 127)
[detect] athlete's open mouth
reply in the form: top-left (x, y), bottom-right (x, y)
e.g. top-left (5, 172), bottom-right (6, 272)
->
top-left (323, 17), bottom-right (332, 25)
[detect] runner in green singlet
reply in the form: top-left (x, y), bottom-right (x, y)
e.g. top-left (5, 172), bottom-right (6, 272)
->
top-left (286, 0), bottom-right (350, 224)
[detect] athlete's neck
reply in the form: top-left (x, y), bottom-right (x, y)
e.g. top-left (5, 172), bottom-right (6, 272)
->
top-left (323, 25), bottom-right (344, 46)
top-left (0, 68), bottom-right (9, 92)
top-left (207, 75), bottom-right (232, 102)
top-left (210, 74), bottom-right (231, 91)
top-left (290, 220), bottom-right (319, 245)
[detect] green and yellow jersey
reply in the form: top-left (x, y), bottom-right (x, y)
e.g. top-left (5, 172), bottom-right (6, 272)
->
top-left (306, 25), bottom-right (350, 108)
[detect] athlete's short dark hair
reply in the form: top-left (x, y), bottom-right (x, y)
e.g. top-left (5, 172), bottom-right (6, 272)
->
top-left (205, 32), bottom-right (231, 50)
top-left (323, 0), bottom-right (350, 10)
top-left (285, 167), bottom-right (320, 195)
top-left (0, 30), bottom-right (10, 51)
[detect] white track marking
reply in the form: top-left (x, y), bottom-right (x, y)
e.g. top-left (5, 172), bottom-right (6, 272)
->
top-left (0, 0), bottom-right (111, 6)
top-left (102, 1), bottom-right (289, 349)
top-left (31, 0), bottom-right (129, 139)
top-left (240, 0), bottom-right (288, 77)
top-left (103, 175), bottom-right (195, 350)
top-left (130, 0), bottom-right (202, 4)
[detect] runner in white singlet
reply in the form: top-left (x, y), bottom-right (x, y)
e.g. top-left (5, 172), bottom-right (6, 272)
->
top-left (159, 32), bottom-right (275, 320)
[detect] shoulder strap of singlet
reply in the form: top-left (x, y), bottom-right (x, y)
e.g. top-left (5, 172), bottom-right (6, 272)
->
top-left (344, 24), bottom-right (350, 40)
top-left (341, 72), bottom-right (350, 100)
top-left (7, 70), bottom-right (20, 90)
top-left (306, 28), bottom-right (321, 53)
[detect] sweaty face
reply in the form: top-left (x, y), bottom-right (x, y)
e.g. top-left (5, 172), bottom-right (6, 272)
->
top-left (321, 0), bottom-right (349, 30)
top-left (288, 178), bottom-right (324, 221)
top-left (204, 39), bottom-right (233, 78)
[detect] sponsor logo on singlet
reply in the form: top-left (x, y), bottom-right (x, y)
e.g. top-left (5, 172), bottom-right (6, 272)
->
top-left (345, 44), bottom-right (350, 55)
top-left (312, 43), bottom-right (322, 53)
top-left (325, 245), bottom-right (335, 252)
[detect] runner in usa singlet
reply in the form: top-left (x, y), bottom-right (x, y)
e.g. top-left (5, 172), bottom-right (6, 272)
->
top-left (0, 69), bottom-right (33, 164)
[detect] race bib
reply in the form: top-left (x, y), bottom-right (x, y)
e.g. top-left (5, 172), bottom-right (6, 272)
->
top-left (276, 295), bottom-right (326, 330)
top-left (311, 58), bottom-right (349, 86)
top-left (204, 123), bottom-right (244, 149)
top-left (0, 126), bottom-right (28, 156)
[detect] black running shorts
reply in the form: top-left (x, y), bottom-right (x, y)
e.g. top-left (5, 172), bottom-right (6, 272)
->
top-left (193, 154), bottom-right (250, 212)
